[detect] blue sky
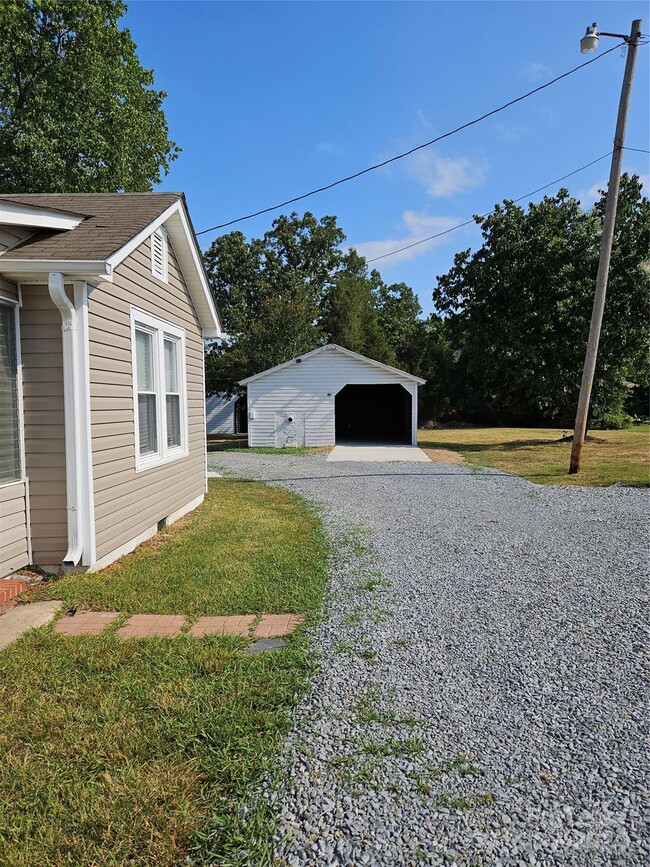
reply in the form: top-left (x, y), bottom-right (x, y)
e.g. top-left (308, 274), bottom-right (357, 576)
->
top-left (124, 1), bottom-right (649, 316)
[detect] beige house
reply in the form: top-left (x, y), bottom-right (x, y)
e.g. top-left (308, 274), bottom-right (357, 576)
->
top-left (0, 193), bottom-right (222, 577)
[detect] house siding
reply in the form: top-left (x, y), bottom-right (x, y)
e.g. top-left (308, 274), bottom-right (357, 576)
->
top-left (247, 350), bottom-right (419, 447)
top-left (19, 283), bottom-right (68, 567)
top-left (0, 482), bottom-right (29, 576)
top-left (89, 236), bottom-right (206, 564)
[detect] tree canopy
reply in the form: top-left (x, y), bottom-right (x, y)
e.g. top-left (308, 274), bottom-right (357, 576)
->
top-left (203, 213), bottom-right (427, 396)
top-left (321, 250), bottom-right (393, 364)
top-left (204, 178), bottom-right (648, 430)
top-left (0, 0), bottom-right (179, 193)
top-left (433, 174), bottom-right (650, 427)
top-left (203, 212), bottom-right (344, 394)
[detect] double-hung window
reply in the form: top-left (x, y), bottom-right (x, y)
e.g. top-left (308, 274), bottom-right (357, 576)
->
top-left (0, 302), bottom-right (21, 485)
top-left (131, 309), bottom-right (187, 470)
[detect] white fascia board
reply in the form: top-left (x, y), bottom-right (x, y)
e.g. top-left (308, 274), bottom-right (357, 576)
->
top-left (106, 199), bottom-right (223, 338)
top-left (0, 259), bottom-right (112, 278)
top-left (239, 343), bottom-right (427, 386)
top-left (0, 201), bottom-right (84, 231)
top-left (105, 201), bottom-right (180, 268)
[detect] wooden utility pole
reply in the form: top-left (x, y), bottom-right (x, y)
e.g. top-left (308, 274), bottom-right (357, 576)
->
top-left (569, 19), bottom-right (642, 474)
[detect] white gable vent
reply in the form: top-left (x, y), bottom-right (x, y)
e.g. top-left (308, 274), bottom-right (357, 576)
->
top-left (151, 226), bottom-right (168, 282)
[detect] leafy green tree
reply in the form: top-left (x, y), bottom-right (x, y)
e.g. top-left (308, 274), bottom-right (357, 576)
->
top-left (0, 0), bottom-right (179, 192)
top-left (321, 250), bottom-right (393, 362)
top-left (375, 281), bottom-right (428, 374)
top-left (204, 212), bottom-right (344, 394)
top-left (432, 174), bottom-right (650, 427)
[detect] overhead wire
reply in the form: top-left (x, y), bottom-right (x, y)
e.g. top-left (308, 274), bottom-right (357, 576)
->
top-left (197, 42), bottom-right (625, 235)
top-left (365, 151), bottom-right (614, 263)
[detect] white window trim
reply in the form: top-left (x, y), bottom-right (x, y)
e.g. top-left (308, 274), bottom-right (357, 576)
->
top-left (151, 226), bottom-right (169, 283)
top-left (130, 307), bottom-right (188, 472)
top-left (0, 298), bottom-right (25, 491)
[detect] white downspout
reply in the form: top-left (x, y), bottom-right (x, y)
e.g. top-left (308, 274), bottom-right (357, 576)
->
top-left (48, 272), bottom-right (83, 568)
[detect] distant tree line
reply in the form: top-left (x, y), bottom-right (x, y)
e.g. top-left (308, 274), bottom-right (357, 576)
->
top-left (205, 174), bottom-right (649, 429)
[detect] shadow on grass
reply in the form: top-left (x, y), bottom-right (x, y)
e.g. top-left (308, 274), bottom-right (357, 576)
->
top-left (418, 437), bottom-right (558, 453)
top-left (207, 435), bottom-right (248, 452)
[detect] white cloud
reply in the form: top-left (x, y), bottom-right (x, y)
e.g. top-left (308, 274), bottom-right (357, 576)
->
top-left (579, 174), bottom-right (650, 205)
top-left (584, 179), bottom-right (607, 202)
top-left (495, 122), bottom-right (527, 143)
top-left (407, 150), bottom-right (487, 198)
top-left (315, 141), bottom-right (341, 156)
top-left (351, 211), bottom-right (464, 266)
top-left (523, 61), bottom-right (551, 81)
top-left (416, 108), bottom-right (434, 131)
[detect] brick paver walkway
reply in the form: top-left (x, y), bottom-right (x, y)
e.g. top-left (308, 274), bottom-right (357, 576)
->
top-left (53, 610), bottom-right (305, 639)
top-left (53, 611), bottom-right (119, 636)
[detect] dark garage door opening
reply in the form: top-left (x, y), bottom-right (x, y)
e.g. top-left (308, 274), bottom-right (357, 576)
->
top-left (335, 384), bottom-right (411, 444)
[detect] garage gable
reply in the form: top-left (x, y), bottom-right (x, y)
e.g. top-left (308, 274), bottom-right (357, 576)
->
top-left (239, 344), bottom-right (426, 387)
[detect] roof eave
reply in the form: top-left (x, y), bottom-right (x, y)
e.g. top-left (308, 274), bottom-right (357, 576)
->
top-left (106, 199), bottom-right (223, 338)
top-left (0, 259), bottom-right (113, 282)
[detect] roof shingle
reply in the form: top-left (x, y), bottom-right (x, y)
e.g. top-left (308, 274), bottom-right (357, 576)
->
top-left (0, 193), bottom-right (182, 261)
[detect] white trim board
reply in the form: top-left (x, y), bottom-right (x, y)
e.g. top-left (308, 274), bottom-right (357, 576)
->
top-left (106, 199), bottom-right (222, 338)
top-left (130, 306), bottom-right (189, 473)
top-left (74, 282), bottom-right (96, 566)
top-left (0, 200), bottom-right (84, 231)
top-left (88, 493), bottom-right (204, 572)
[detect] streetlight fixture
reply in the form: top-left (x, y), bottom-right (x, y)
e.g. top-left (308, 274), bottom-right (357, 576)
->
top-left (580, 23), bottom-right (600, 54)
top-left (569, 18), bottom-right (643, 475)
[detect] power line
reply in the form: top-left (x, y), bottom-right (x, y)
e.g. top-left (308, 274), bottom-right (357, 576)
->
top-left (622, 146), bottom-right (650, 153)
top-left (197, 43), bottom-right (624, 236)
top-left (366, 151), bottom-right (614, 263)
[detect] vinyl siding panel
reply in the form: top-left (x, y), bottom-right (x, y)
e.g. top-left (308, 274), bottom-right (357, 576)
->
top-left (247, 350), bottom-right (419, 447)
top-left (206, 393), bottom-right (237, 434)
top-left (89, 235), bottom-right (206, 563)
top-left (20, 283), bottom-right (68, 566)
top-left (0, 482), bottom-right (29, 576)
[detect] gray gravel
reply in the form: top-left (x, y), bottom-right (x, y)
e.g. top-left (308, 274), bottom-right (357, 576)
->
top-left (208, 452), bottom-right (649, 866)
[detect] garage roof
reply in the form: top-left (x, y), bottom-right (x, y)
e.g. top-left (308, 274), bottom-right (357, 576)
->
top-left (239, 343), bottom-right (426, 385)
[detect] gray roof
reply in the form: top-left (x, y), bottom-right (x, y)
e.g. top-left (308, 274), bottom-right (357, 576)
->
top-left (0, 193), bottom-right (182, 260)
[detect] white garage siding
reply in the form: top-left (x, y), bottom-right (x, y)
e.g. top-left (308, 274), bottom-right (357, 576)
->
top-left (206, 393), bottom-right (237, 434)
top-left (242, 345), bottom-right (424, 447)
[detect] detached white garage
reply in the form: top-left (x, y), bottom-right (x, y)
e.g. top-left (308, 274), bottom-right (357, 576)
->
top-left (239, 344), bottom-right (425, 447)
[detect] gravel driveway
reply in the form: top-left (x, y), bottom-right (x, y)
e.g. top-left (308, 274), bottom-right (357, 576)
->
top-left (208, 452), bottom-right (649, 866)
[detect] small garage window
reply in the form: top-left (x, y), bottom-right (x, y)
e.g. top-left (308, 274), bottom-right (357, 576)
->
top-left (131, 308), bottom-right (187, 471)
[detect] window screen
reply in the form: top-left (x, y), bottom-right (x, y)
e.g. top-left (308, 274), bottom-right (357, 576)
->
top-left (0, 305), bottom-right (20, 484)
top-left (135, 328), bottom-right (157, 456)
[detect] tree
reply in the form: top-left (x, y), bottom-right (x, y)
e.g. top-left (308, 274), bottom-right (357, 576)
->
top-left (376, 281), bottom-right (427, 375)
top-left (432, 174), bottom-right (650, 427)
top-left (0, 0), bottom-right (179, 192)
top-left (204, 212), bottom-right (345, 394)
top-left (321, 250), bottom-right (393, 363)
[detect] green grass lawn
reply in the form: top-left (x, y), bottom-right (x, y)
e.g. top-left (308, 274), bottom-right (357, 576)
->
top-left (418, 425), bottom-right (650, 487)
top-left (1, 479), bottom-right (328, 867)
top-left (32, 479), bottom-right (326, 615)
top-left (207, 434), bottom-right (328, 456)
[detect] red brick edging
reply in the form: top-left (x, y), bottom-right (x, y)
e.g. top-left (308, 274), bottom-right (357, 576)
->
top-left (0, 579), bottom-right (27, 616)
